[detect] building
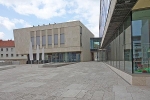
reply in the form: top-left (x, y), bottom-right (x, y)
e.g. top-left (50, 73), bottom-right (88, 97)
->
top-left (13, 21), bottom-right (94, 63)
top-left (100, 0), bottom-right (150, 86)
top-left (0, 40), bottom-right (27, 64)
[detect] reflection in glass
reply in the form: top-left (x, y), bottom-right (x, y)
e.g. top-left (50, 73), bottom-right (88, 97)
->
top-left (132, 9), bottom-right (150, 73)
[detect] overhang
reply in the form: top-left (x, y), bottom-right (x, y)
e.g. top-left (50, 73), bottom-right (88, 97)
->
top-left (101, 0), bottom-right (138, 48)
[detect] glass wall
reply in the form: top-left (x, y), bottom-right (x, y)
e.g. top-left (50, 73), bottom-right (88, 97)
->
top-left (132, 9), bottom-right (150, 73)
top-left (100, 0), bottom-right (111, 36)
top-left (105, 14), bottom-right (132, 73)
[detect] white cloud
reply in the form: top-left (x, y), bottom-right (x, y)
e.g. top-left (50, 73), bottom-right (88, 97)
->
top-left (0, 32), bottom-right (4, 39)
top-left (0, 0), bottom-right (100, 37)
top-left (0, 16), bottom-right (15, 30)
top-left (69, 0), bottom-right (100, 37)
top-left (0, 0), bottom-right (67, 19)
top-left (0, 16), bottom-right (31, 30)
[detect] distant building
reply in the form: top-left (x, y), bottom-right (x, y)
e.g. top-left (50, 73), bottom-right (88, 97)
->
top-left (0, 40), bottom-right (27, 64)
top-left (13, 21), bottom-right (94, 63)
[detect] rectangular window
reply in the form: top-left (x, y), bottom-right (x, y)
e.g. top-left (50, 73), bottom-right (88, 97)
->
top-left (36, 36), bottom-right (40, 46)
top-left (1, 48), bottom-right (3, 51)
top-left (48, 35), bottom-right (52, 45)
top-left (6, 54), bottom-right (8, 57)
top-left (16, 54), bottom-right (18, 57)
top-left (42, 36), bottom-right (46, 46)
top-left (80, 26), bottom-right (82, 34)
top-left (31, 37), bottom-right (34, 46)
top-left (80, 26), bottom-right (82, 46)
top-left (11, 54), bottom-right (13, 57)
top-left (60, 33), bottom-right (65, 44)
top-left (11, 48), bottom-right (13, 51)
top-left (54, 34), bottom-right (58, 45)
top-left (6, 48), bottom-right (8, 51)
top-left (1, 54), bottom-right (3, 57)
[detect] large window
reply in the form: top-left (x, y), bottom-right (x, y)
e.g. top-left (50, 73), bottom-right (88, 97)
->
top-left (60, 33), bottom-right (65, 44)
top-left (48, 35), bottom-right (52, 45)
top-left (105, 14), bottom-right (132, 74)
top-left (132, 9), bottom-right (150, 73)
top-left (42, 36), bottom-right (46, 46)
top-left (31, 37), bottom-right (34, 46)
top-left (36, 36), bottom-right (40, 46)
top-left (54, 34), bottom-right (58, 45)
top-left (124, 16), bottom-right (132, 73)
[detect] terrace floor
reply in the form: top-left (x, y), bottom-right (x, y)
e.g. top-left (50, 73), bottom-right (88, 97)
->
top-left (0, 62), bottom-right (150, 100)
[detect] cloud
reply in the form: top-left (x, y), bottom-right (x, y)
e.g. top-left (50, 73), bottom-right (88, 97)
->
top-left (0, 0), bottom-right (100, 37)
top-left (0, 32), bottom-right (4, 39)
top-left (0, 0), bottom-right (67, 19)
top-left (0, 16), bottom-right (15, 30)
top-left (69, 0), bottom-right (100, 37)
top-left (0, 16), bottom-right (31, 30)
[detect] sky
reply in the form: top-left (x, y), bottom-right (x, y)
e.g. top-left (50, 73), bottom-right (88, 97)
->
top-left (0, 0), bottom-right (100, 40)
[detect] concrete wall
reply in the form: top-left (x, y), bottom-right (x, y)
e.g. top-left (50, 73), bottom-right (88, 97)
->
top-left (79, 22), bottom-right (94, 61)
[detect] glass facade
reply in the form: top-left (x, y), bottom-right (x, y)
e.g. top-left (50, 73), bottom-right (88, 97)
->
top-left (105, 14), bottom-right (132, 74)
top-left (32, 52), bottom-right (81, 63)
top-left (105, 9), bottom-right (150, 74)
top-left (90, 38), bottom-right (101, 51)
top-left (100, 0), bottom-right (111, 36)
top-left (132, 9), bottom-right (150, 73)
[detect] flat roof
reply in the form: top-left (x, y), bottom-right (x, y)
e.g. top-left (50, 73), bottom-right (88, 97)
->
top-left (101, 0), bottom-right (137, 48)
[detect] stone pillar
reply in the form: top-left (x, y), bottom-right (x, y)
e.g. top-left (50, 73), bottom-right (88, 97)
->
top-left (46, 29), bottom-right (48, 48)
top-left (52, 29), bottom-right (54, 48)
top-left (34, 31), bottom-right (36, 49)
top-left (58, 28), bottom-right (60, 47)
top-left (40, 30), bottom-right (42, 48)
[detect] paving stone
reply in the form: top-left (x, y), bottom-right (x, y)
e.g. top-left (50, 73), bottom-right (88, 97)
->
top-left (0, 62), bottom-right (150, 100)
top-left (61, 90), bottom-right (81, 97)
top-left (91, 91), bottom-right (104, 100)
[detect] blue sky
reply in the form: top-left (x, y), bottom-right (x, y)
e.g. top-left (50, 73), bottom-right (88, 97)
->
top-left (0, 0), bottom-right (100, 40)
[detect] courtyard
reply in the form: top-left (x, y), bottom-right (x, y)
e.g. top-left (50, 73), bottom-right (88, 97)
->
top-left (0, 62), bottom-right (150, 100)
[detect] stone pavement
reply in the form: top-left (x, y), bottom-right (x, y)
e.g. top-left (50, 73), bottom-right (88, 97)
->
top-left (0, 62), bottom-right (150, 100)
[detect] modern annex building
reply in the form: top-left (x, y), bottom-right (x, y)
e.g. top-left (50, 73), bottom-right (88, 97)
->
top-left (100, 0), bottom-right (150, 86)
top-left (13, 21), bottom-right (94, 63)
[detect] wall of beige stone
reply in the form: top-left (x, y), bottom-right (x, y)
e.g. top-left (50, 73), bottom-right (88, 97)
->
top-left (79, 22), bottom-right (94, 61)
top-left (13, 21), bottom-right (82, 55)
top-left (14, 21), bottom-right (94, 62)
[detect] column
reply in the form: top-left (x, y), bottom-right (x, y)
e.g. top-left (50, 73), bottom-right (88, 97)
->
top-left (58, 28), bottom-right (60, 47)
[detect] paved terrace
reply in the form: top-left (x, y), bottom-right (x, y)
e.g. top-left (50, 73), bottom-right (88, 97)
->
top-left (0, 62), bottom-right (150, 100)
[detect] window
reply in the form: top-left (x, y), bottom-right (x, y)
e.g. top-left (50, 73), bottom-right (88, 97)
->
top-left (31, 37), bottom-right (34, 46)
top-left (42, 36), bottom-right (46, 46)
top-left (11, 48), bottom-right (13, 51)
top-left (11, 54), bottom-right (13, 57)
top-left (1, 54), bottom-right (3, 57)
top-left (60, 33), bottom-right (65, 44)
top-left (54, 34), bottom-right (58, 45)
top-left (1, 48), bottom-right (3, 51)
top-left (22, 55), bottom-right (24, 56)
top-left (6, 54), bottom-right (8, 57)
top-left (6, 48), bottom-right (8, 51)
top-left (16, 54), bottom-right (18, 57)
top-left (48, 35), bottom-right (52, 45)
top-left (36, 36), bottom-right (40, 45)
top-left (80, 26), bottom-right (82, 34)
top-left (80, 26), bottom-right (82, 46)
